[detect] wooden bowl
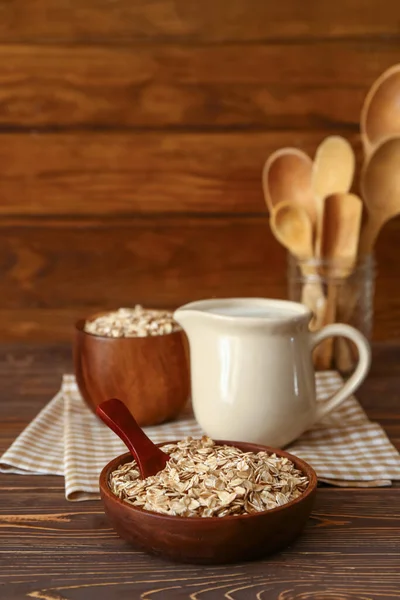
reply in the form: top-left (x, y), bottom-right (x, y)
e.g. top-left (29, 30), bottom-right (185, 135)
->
top-left (73, 315), bottom-right (190, 427)
top-left (99, 440), bottom-right (317, 564)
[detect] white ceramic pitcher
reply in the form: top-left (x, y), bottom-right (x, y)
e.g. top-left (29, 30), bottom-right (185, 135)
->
top-left (174, 298), bottom-right (371, 448)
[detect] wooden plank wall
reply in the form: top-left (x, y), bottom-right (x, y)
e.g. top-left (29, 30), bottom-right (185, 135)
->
top-left (0, 0), bottom-right (399, 341)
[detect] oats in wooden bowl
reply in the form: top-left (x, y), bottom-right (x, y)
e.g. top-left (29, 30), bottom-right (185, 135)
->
top-left (109, 436), bottom-right (309, 518)
top-left (100, 438), bottom-right (317, 564)
top-left (84, 306), bottom-right (181, 338)
top-left (74, 307), bottom-right (189, 426)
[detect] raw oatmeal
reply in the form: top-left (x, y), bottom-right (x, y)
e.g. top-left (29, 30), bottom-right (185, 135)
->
top-left (84, 306), bottom-right (180, 338)
top-left (109, 436), bottom-right (309, 517)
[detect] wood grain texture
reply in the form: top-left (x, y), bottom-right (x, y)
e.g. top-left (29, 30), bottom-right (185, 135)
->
top-left (0, 0), bottom-right (399, 43)
top-left (0, 0), bottom-right (398, 343)
top-left (0, 216), bottom-right (284, 310)
top-left (0, 131), bottom-right (364, 216)
top-left (0, 42), bottom-right (397, 130)
top-left (0, 216), bottom-right (398, 341)
top-left (0, 342), bottom-right (399, 598)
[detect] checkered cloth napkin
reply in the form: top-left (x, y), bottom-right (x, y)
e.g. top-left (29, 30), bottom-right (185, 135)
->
top-left (1, 372), bottom-right (399, 500)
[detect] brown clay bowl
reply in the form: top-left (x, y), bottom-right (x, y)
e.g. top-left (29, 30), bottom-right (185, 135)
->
top-left (73, 314), bottom-right (190, 427)
top-left (99, 440), bottom-right (317, 564)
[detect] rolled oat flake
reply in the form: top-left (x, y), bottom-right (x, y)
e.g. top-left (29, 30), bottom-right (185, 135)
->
top-left (109, 436), bottom-right (309, 518)
top-left (84, 305), bottom-right (180, 338)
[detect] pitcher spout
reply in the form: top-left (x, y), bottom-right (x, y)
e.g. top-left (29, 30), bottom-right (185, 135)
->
top-left (173, 307), bottom-right (202, 333)
top-left (174, 299), bottom-right (221, 338)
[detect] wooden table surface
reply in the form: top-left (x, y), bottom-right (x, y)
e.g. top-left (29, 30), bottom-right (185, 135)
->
top-left (0, 342), bottom-right (399, 599)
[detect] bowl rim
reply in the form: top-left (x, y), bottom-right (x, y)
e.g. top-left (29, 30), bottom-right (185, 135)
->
top-left (99, 439), bottom-right (318, 522)
top-left (75, 312), bottom-right (183, 340)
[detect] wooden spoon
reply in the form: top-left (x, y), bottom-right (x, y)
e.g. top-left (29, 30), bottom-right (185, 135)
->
top-left (312, 136), bottom-right (355, 201)
top-left (270, 202), bottom-right (325, 330)
top-left (315, 193), bottom-right (363, 370)
top-left (262, 148), bottom-right (316, 224)
top-left (312, 136), bottom-right (355, 255)
top-left (361, 64), bottom-right (400, 159)
top-left (96, 398), bottom-right (169, 478)
top-left (319, 193), bottom-right (363, 275)
top-left (360, 136), bottom-right (400, 255)
top-left (270, 201), bottom-right (313, 258)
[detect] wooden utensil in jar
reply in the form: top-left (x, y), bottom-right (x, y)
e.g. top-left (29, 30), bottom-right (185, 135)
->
top-left (270, 202), bottom-right (325, 330)
top-left (359, 136), bottom-right (400, 255)
top-left (361, 64), bottom-right (400, 159)
top-left (312, 136), bottom-right (355, 257)
top-left (262, 148), bottom-right (317, 224)
top-left (314, 193), bottom-right (363, 370)
top-left (332, 68), bottom-right (400, 368)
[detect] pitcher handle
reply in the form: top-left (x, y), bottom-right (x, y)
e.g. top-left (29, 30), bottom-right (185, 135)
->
top-left (309, 323), bottom-right (371, 423)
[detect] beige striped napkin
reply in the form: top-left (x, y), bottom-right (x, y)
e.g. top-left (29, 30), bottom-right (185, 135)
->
top-left (1, 372), bottom-right (399, 500)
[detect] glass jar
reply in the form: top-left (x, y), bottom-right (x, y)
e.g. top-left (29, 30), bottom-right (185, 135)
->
top-left (287, 253), bottom-right (376, 373)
